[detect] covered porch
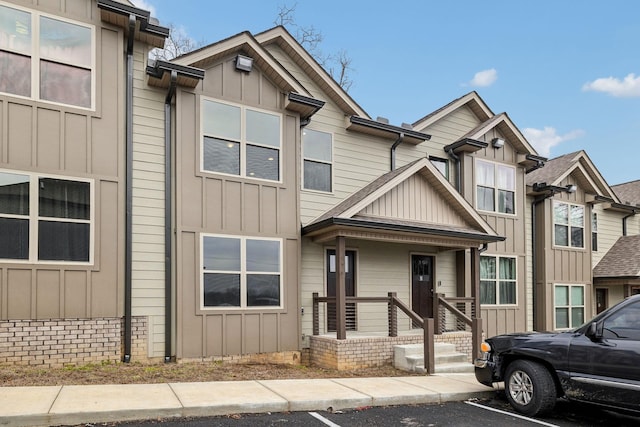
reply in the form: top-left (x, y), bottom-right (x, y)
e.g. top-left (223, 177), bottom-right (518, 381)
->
top-left (301, 158), bottom-right (505, 372)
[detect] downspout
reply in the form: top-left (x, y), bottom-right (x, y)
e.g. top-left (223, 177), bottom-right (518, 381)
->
top-left (123, 14), bottom-right (136, 363)
top-left (622, 211), bottom-right (637, 236)
top-left (446, 147), bottom-right (461, 192)
top-left (390, 133), bottom-right (404, 171)
top-left (164, 71), bottom-right (178, 363)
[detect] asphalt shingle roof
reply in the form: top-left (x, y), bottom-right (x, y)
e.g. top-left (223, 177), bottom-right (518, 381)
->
top-left (612, 180), bottom-right (640, 206)
top-left (593, 235), bottom-right (640, 278)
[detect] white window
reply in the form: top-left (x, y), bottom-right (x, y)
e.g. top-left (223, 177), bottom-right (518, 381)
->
top-left (476, 159), bottom-right (515, 214)
top-left (201, 234), bottom-right (282, 309)
top-left (303, 128), bottom-right (332, 192)
top-left (0, 170), bottom-right (93, 262)
top-left (554, 201), bottom-right (584, 248)
top-left (554, 285), bottom-right (585, 329)
top-left (0, 3), bottom-right (94, 108)
top-left (480, 255), bottom-right (516, 305)
top-left (201, 98), bottom-right (281, 181)
top-left (429, 156), bottom-right (449, 179)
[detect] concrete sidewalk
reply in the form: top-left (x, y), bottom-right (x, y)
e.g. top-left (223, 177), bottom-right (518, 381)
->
top-left (0, 373), bottom-right (496, 427)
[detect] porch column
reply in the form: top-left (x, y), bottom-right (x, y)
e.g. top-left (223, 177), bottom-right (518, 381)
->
top-left (470, 247), bottom-right (480, 318)
top-left (335, 236), bottom-right (347, 340)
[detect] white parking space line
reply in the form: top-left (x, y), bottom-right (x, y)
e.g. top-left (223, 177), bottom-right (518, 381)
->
top-left (309, 411), bottom-right (342, 427)
top-left (465, 401), bottom-right (560, 427)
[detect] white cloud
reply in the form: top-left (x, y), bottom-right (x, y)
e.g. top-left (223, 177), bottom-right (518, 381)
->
top-left (130, 0), bottom-right (156, 17)
top-left (469, 68), bottom-right (497, 87)
top-left (582, 73), bottom-right (640, 97)
top-left (523, 127), bottom-right (585, 157)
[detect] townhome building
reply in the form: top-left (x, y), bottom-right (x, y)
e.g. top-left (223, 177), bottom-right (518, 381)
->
top-left (1, 0), bottom-right (637, 369)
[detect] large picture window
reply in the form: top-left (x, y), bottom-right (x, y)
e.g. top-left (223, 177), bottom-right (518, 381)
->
top-left (554, 201), bottom-right (584, 248)
top-left (476, 159), bottom-right (515, 214)
top-left (201, 235), bottom-right (282, 309)
top-left (303, 128), bottom-right (332, 192)
top-left (554, 285), bottom-right (584, 329)
top-left (202, 99), bottom-right (281, 181)
top-left (480, 255), bottom-right (516, 305)
top-left (0, 170), bottom-right (92, 262)
top-left (0, 3), bottom-right (94, 108)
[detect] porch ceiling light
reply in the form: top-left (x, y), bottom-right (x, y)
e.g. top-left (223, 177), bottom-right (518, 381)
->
top-left (491, 137), bottom-right (505, 149)
top-left (235, 54), bottom-right (253, 72)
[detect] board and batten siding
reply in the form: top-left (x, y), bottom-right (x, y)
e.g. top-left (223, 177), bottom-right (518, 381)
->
top-left (0, 7), bottom-right (124, 321)
top-left (174, 57), bottom-right (300, 359)
top-left (131, 40), bottom-right (168, 358)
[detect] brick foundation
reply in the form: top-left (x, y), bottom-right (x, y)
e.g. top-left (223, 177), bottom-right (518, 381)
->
top-left (0, 316), bottom-right (149, 368)
top-left (309, 332), bottom-right (474, 370)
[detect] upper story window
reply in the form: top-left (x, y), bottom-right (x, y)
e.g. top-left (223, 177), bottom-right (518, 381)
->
top-left (554, 201), bottom-right (584, 248)
top-left (429, 156), bottom-right (449, 179)
top-left (303, 128), bottom-right (332, 192)
top-left (0, 169), bottom-right (93, 263)
top-left (0, 3), bottom-right (94, 109)
top-left (201, 98), bottom-right (281, 181)
top-left (480, 255), bottom-right (516, 305)
top-left (592, 212), bottom-right (598, 251)
top-left (201, 234), bottom-right (282, 309)
top-left (476, 159), bottom-right (515, 214)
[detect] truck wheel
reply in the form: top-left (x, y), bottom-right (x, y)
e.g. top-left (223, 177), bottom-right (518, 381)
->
top-left (504, 359), bottom-right (556, 416)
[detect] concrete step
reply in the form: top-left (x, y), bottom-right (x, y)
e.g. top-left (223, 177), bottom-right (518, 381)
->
top-left (393, 342), bottom-right (472, 374)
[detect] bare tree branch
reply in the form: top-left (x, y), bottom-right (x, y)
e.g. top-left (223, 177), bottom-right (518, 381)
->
top-left (150, 24), bottom-right (202, 61)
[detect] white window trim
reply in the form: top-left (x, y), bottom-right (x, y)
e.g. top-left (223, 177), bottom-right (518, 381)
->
top-left (0, 168), bottom-right (95, 264)
top-left (302, 128), bottom-right (334, 194)
top-left (553, 200), bottom-right (585, 250)
top-left (199, 96), bottom-right (283, 183)
top-left (553, 284), bottom-right (585, 330)
top-left (480, 254), bottom-right (518, 306)
top-left (475, 158), bottom-right (517, 216)
top-left (0, 1), bottom-right (96, 110)
top-left (200, 233), bottom-right (283, 310)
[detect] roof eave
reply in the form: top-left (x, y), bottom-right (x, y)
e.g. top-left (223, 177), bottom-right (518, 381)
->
top-left (347, 116), bottom-right (431, 145)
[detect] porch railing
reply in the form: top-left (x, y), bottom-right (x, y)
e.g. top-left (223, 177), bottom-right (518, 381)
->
top-left (312, 292), bottom-right (482, 374)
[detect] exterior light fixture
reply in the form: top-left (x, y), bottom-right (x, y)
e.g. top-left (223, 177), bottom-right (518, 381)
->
top-left (565, 184), bottom-right (577, 193)
top-left (235, 54), bottom-right (253, 72)
top-left (491, 138), bottom-right (505, 149)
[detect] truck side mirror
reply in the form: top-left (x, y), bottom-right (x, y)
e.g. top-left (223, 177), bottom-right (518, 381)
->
top-left (586, 321), bottom-right (602, 340)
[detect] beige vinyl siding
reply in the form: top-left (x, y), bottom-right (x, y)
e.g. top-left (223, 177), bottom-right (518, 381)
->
top-left (131, 40), bottom-right (167, 358)
top-left (592, 204), bottom-right (624, 267)
top-left (525, 196), bottom-right (534, 331)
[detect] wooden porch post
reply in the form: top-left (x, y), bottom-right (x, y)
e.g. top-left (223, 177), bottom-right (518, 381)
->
top-left (470, 246), bottom-right (482, 359)
top-left (335, 236), bottom-right (347, 340)
top-left (470, 247), bottom-right (480, 318)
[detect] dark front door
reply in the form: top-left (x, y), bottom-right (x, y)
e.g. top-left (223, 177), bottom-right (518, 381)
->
top-left (326, 249), bottom-right (356, 332)
top-left (412, 255), bottom-right (434, 322)
top-left (596, 288), bottom-right (608, 314)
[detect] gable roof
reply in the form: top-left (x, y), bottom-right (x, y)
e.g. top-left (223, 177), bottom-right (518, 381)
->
top-left (412, 91), bottom-right (494, 130)
top-left (526, 150), bottom-right (618, 200)
top-left (594, 235), bottom-right (640, 279)
top-left (303, 158), bottom-right (504, 246)
top-left (171, 30), bottom-right (311, 96)
top-left (612, 180), bottom-right (640, 207)
top-left (459, 112), bottom-right (538, 156)
top-left (255, 26), bottom-right (368, 118)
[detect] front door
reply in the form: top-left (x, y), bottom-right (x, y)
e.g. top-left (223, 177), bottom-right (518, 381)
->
top-left (412, 255), bottom-right (434, 321)
top-left (596, 288), bottom-right (608, 314)
top-left (326, 249), bottom-right (356, 332)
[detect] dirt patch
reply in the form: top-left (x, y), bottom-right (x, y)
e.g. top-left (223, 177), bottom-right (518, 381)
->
top-left (0, 362), bottom-right (420, 387)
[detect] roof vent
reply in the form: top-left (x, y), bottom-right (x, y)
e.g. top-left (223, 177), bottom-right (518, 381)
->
top-left (376, 116), bottom-right (389, 124)
top-left (401, 122), bottom-right (413, 130)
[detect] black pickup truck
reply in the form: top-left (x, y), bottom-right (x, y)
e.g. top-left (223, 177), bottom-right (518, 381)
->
top-left (475, 294), bottom-right (640, 416)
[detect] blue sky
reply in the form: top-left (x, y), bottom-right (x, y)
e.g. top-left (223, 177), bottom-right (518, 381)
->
top-left (135, 0), bottom-right (640, 186)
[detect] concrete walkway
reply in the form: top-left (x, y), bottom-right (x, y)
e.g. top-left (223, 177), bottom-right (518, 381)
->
top-left (0, 373), bottom-right (496, 427)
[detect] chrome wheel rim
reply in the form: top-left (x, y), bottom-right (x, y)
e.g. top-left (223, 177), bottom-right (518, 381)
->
top-left (509, 370), bottom-right (534, 406)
